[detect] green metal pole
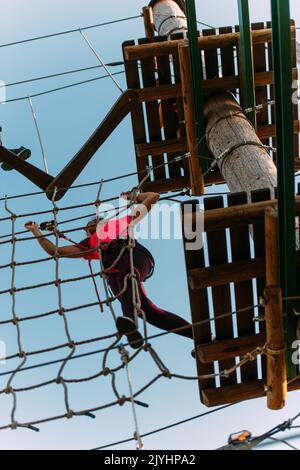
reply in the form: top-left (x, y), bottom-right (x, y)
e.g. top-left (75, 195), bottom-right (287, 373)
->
top-left (271, 0), bottom-right (297, 377)
top-left (237, 0), bottom-right (256, 127)
top-left (185, 0), bottom-right (208, 172)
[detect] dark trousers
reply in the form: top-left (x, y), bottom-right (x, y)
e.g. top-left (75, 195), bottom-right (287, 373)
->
top-left (107, 246), bottom-right (193, 339)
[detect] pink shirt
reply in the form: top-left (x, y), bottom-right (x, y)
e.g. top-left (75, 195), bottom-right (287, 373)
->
top-left (83, 215), bottom-right (131, 261)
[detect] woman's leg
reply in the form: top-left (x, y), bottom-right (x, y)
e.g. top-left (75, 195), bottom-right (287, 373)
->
top-left (108, 248), bottom-right (193, 340)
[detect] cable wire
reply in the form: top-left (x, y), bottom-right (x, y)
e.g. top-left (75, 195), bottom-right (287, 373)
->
top-left (0, 15), bottom-right (142, 49)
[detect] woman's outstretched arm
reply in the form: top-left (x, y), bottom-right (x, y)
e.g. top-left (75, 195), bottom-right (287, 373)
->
top-left (24, 222), bottom-right (86, 258)
top-left (121, 191), bottom-right (160, 222)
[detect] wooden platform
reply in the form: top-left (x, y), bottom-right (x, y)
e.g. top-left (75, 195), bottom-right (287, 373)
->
top-left (181, 189), bottom-right (300, 408)
top-left (122, 22), bottom-right (299, 195)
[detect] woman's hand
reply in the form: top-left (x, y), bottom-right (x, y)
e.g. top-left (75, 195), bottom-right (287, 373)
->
top-left (25, 221), bottom-right (41, 234)
top-left (120, 190), bottom-right (138, 201)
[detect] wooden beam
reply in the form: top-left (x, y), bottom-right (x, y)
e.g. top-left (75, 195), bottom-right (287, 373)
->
top-left (197, 333), bottom-right (266, 363)
top-left (201, 376), bottom-right (300, 407)
top-left (257, 120), bottom-right (300, 140)
top-left (142, 175), bottom-right (189, 193)
top-left (196, 196), bottom-right (300, 232)
top-left (124, 26), bottom-right (296, 60)
top-left (189, 257), bottom-right (265, 289)
top-left (264, 286), bottom-right (287, 410)
top-left (264, 207), bottom-right (287, 410)
top-left (137, 68), bottom-right (298, 102)
top-left (136, 137), bottom-right (187, 157)
top-left (178, 43), bottom-right (204, 195)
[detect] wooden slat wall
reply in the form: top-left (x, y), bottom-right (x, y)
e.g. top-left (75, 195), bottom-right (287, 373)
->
top-left (181, 200), bottom-right (215, 396)
top-left (228, 192), bottom-right (258, 382)
top-left (204, 196), bottom-right (236, 387)
top-left (251, 188), bottom-right (271, 379)
top-left (138, 37), bottom-right (166, 181)
top-left (124, 22), bottom-right (299, 195)
top-left (155, 35), bottom-right (182, 178)
top-left (122, 40), bottom-right (149, 184)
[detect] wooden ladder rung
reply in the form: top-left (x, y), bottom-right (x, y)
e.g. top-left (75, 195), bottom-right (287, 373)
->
top-left (196, 333), bottom-right (266, 363)
top-left (142, 175), bottom-right (189, 193)
top-left (201, 377), bottom-right (300, 407)
top-left (189, 258), bottom-right (265, 289)
top-left (257, 120), bottom-right (300, 140)
top-left (136, 138), bottom-right (187, 157)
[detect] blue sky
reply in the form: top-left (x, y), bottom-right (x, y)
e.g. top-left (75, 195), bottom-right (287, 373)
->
top-left (0, 0), bottom-right (300, 451)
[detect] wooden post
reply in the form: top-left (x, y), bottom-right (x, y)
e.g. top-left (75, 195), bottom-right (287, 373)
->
top-left (264, 207), bottom-right (287, 410)
top-left (204, 92), bottom-right (277, 197)
top-left (143, 6), bottom-right (155, 38)
top-left (178, 43), bottom-right (204, 195)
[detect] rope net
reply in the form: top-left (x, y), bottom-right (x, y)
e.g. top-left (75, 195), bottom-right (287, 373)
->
top-left (0, 167), bottom-right (269, 448)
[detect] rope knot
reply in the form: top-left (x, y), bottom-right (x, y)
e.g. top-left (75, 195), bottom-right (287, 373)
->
top-left (66, 410), bottom-right (74, 419)
top-left (222, 369), bottom-right (230, 378)
top-left (9, 287), bottom-right (17, 295)
top-left (5, 386), bottom-right (13, 395)
top-left (12, 317), bottom-right (20, 325)
top-left (118, 395), bottom-right (126, 406)
top-left (10, 421), bottom-right (18, 430)
top-left (10, 261), bottom-right (17, 268)
top-left (19, 351), bottom-right (26, 358)
top-left (58, 308), bottom-right (65, 316)
top-left (68, 341), bottom-right (76, 349)
top-left (102, 367), bottom-right (110, 376)
top-left (55, 278), bottom-right (62, 287)
top-left (163, 369), bottom-right (172, 379)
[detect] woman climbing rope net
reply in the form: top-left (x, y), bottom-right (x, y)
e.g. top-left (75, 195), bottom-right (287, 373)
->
top-left (25, 190), bottom-right (193, 349)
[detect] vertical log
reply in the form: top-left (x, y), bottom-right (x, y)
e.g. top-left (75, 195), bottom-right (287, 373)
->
top-left (264, 207), bottom-right (287, 410)
top-left (150, 0), bottom-right (187, 37)
top-left (178, 43), bottom-right (204, 195)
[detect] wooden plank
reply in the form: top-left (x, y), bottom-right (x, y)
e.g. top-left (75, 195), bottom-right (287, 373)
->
top-left (189, 251), bottom-right (300, 289)
top-left (138, 37), bottom-right (166, 181)
top-left (142, 175), bottom-right (189, 193)
top-left (251, 189), bottom-right (272, 380)
top-left (199, 196), bottom-right (300, 231)
top-left (202, 377), bottom-right (300, 407)
top-left (219, 26), bottom-right (236, 97)
top-left (228, 192), bottom-right (258, 382)
top-left (264, 209), bottom-right (287, 410)
top-left (124, 26), bottom-right (296, 60)
top-left (136, 137), bottom-right (187, 158)
top-left (204, 196), bottom-right (236, 387)
top-left (202, 28), bottom-right (219, 79)
top-left (197, 332), bottom-right (266, 363)
top-left (189, 257), bottom-right (265, 289)
top-left (122, 40), bottom-right (149, 185)
top-left (155, 35), bottom-right (181, 178)
top-left (179, 44), bottom-right (204, 195)
top-left (257, 121), bottom-right (300, 140)
top-left (252, 22), bottom-right (269, 144)
top-left (181, 200), bottom-right (215, 395)
top-left (137, 68), bottom-right (298, 102)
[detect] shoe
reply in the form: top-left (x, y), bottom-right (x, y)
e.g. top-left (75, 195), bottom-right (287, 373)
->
top-left (116, 316), bottom-right (144, 349)
top-left (1, 146), bottom-right (31, 171)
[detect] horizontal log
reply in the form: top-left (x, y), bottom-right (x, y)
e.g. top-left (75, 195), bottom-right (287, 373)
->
top-left (189, 258), bottom-right (265, 289)
top-left (125, 26), bottom-right (296, 61)
top-left (257, 120), bottom-right (300, 140)
top-left (197, 333), bottom-right (266, 363)
top-left (196, 196), bottom-right (300, 232)
top-left (142, 175), bottom-right (189, 193)
top-left (137, 69), bottom-right (298, 102)
top-left (136, 137), bottom-right (187, 157)
top-left (201, 376), bottom-right (300, 407)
